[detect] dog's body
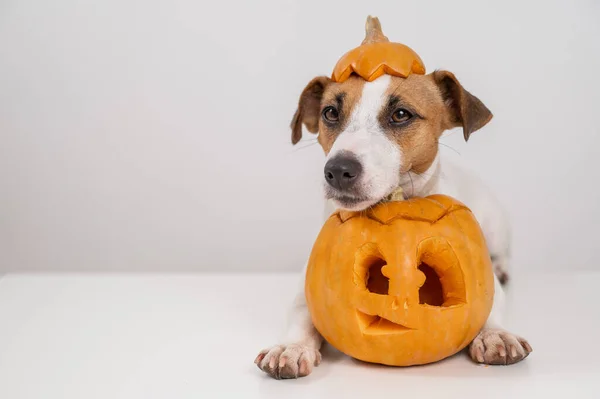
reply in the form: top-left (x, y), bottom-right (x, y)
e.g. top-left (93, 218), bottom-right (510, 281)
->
top-left (255, 72), bottom-right (531, 379)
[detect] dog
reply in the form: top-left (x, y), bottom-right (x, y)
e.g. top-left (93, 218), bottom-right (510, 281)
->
top-left (254, 70), bottom-right (532, 379)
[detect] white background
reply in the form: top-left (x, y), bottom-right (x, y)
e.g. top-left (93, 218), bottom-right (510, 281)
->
top-left (1, 0), bottom-right (599, 272)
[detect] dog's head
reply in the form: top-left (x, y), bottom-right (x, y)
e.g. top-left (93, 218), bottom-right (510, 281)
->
top-left (290, 71), bottom-right (492, 211)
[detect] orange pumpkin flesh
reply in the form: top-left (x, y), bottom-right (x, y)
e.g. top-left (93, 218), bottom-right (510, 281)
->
top-left (331, 16), bottom-right (426, 83)
top-left (305, 195), bottom-right (495, 366)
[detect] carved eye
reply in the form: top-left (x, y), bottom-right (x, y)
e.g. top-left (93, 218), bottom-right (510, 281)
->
top-left (390, 108), bottom-right (413, 124)
top-left (322, 106), bottom-right (339, 123)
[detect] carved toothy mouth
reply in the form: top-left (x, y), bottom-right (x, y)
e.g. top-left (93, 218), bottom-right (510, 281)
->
top-left (356, 311), bottom-right (414, 335)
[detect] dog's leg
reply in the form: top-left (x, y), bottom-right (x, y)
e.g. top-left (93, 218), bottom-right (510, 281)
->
top-left (491, 253), bottom-right (510, 285)
top-left (469, 274), bottom-right (532, 365)
top-left (254, 263), bottom-right (323, 379)
top-left (255, 201), bottom-right (335, 379)
top-left (480, 211), bottom-right (512, 285)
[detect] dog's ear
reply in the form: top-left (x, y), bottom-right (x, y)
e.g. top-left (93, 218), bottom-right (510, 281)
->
top-left (433, 70), bottom-right (493, 141)
top-left (290, 76), bottom-right (332, 144)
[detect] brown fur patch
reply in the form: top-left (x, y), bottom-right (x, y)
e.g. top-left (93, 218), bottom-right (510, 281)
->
top-left (317, 76), bottom-right (365, 153)
top-left (432, 71), bottom-right (493, 141)
top-left (375, 72), bottom-right (492, 175)
top-left (380, 74), bottom-right (449, 174)
top-left (290, 76), bottom-right (365, 149)
top-left (290, 76), bottom-right (331, 144)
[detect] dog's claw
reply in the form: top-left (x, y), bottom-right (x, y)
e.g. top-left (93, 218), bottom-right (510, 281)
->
top-left (520, 338), bottom-right (533, 353)
top-left (254, 352), bottom-right (266, 365)
top-left (298, 359), bottom-right (308, 376)
top-left (496, 344), bottom-right (506, 358)
top-left (475, 349), bottom-right (484, 363)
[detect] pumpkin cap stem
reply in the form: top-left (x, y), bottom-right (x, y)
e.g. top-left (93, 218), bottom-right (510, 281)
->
top-left (362, 16), bottom-right (389, 45)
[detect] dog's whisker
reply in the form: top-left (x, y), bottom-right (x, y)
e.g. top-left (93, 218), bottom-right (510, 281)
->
top-left (291, 141), bottom-right (320, 152)
top-left (440, 129), bottom-right (460, 138)
top-left (410, 169), bottom-right (447, 183)
top-left (280, 137), bottom-right (319, 145)
top-left (288, 140), bottom-right (319, 146)
top-left (438, 141), bottom-right (461, 155)
top-left (409, 172), bottom-right (429, 181)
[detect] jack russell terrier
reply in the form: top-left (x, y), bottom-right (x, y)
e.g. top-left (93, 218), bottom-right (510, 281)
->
top-left (254, 67), bottom-right (532, 379)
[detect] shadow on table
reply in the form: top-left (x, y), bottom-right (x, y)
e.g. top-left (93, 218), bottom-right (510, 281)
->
top-left (346, 346), bottom-right (535, 379)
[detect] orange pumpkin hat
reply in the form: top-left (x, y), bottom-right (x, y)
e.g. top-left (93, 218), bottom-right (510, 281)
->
top-left (331, 16), bottom-right (426, 83)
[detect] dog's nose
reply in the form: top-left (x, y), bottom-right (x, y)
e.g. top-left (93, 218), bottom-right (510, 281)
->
top-left (324, 155), bottom-right (363, 191)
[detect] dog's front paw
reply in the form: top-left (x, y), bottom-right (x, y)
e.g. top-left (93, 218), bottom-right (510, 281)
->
top-left (469, 328), bottom-right (532, 365)
top-left (254, 343), bottom-right (321, 379)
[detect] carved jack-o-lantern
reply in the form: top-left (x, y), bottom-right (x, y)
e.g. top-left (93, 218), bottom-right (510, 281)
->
top-left (305, 195), bottom-right (495, 366)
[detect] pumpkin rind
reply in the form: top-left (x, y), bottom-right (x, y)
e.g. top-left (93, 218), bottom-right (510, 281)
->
top-left (332, 42), bottom-right (426, 83)
top-left (330, 16), bottom-right (426, 83)
top-left (305, 195), bottom-right (494, 366)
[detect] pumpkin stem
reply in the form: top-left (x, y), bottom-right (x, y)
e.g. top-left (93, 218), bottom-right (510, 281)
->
top-left (362, 15), bottom-right (389, 45)
top-left (386, 186), bottom-right (405, 202)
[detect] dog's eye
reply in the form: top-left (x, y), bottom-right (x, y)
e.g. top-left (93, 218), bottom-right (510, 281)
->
top-left (322, 106), bottom-right (339, 123)
top-left (390, 109), bottom-right (413, 124)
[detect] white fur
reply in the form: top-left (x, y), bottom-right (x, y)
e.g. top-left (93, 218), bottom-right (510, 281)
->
top-left (325, 75), bottom-right (402, 211)
top-left (255, 76), bottom-right (531, 378)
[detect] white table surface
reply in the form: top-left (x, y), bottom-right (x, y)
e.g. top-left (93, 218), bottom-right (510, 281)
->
top-left (0, 271), bottom-right (598, 399)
